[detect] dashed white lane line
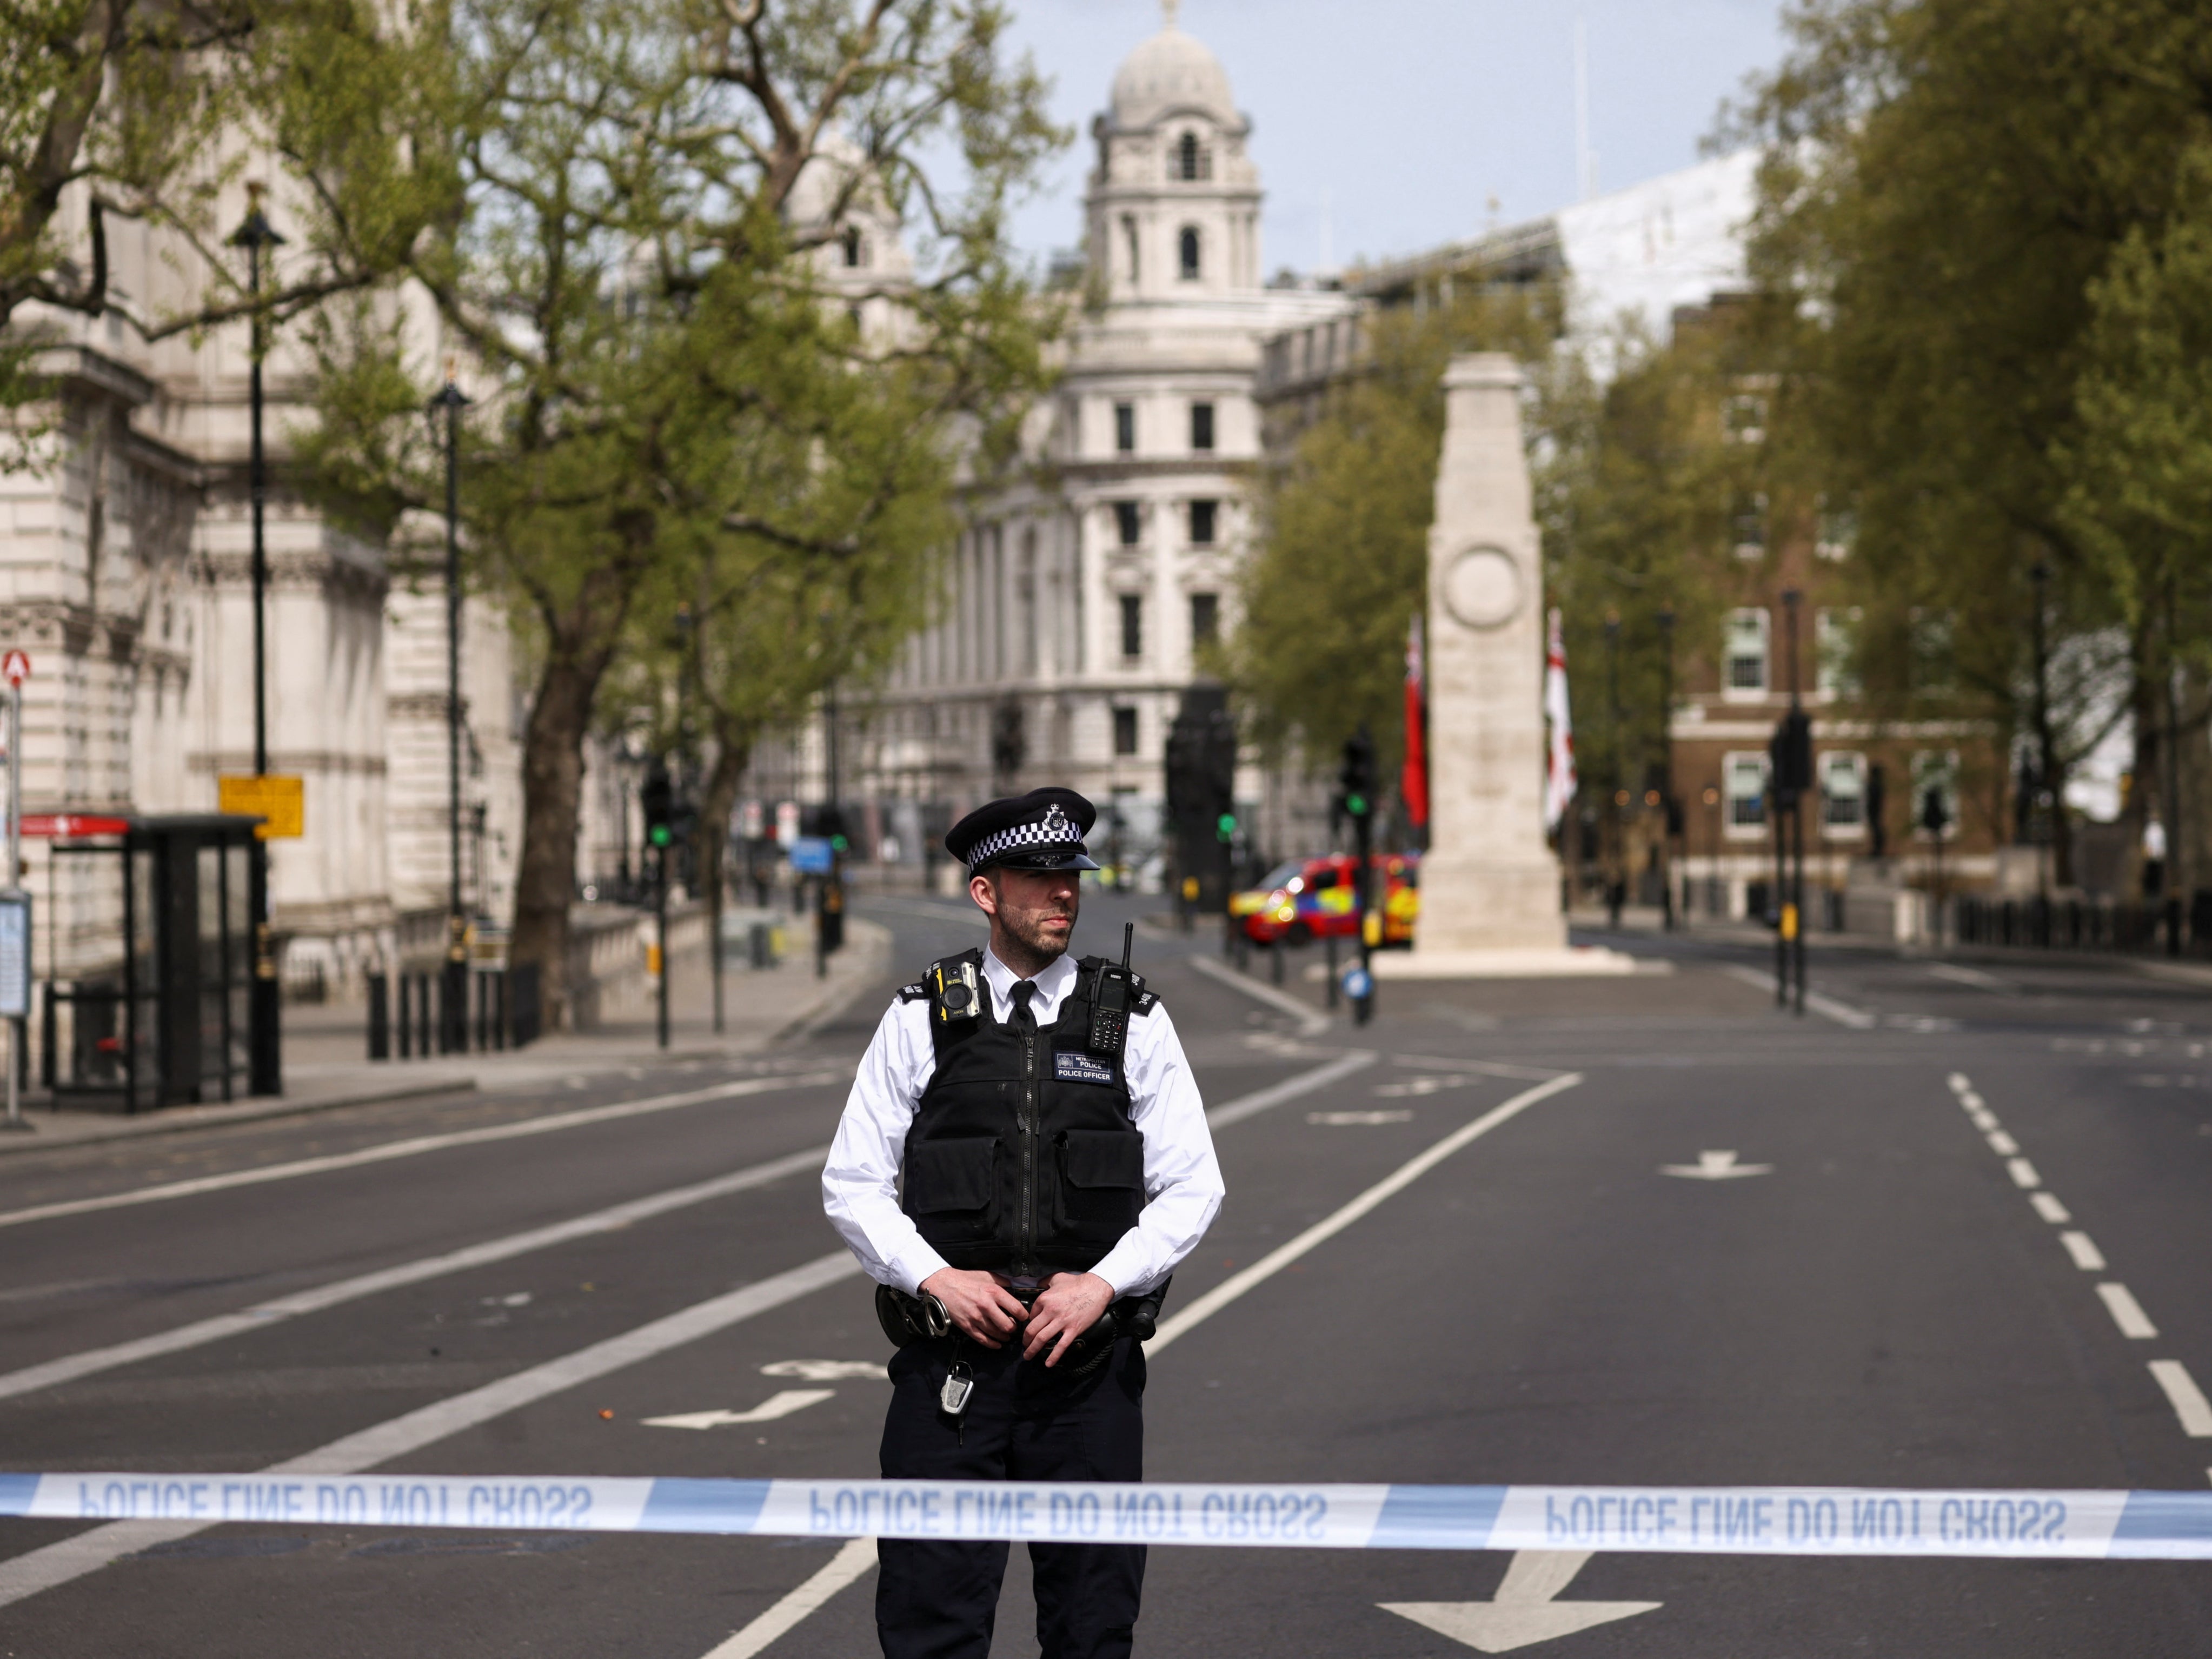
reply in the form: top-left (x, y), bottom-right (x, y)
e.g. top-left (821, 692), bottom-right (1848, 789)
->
top-left (2059, 1231), bottom-right (2107, 1271)
top-left (0, 1070), bottom-right (849, 1231)
top-left (1952, 1073), bottom-right (2210, 1448)
top-left (1985, 1130), bottom-right (2021, 1156)
top-left (2149, 1361), bottom-right (2212, 1438)
top-left (2097, 1283), bottom-right (2160, 1341)
top-left (0, 1250), bottom-right (863, 1609)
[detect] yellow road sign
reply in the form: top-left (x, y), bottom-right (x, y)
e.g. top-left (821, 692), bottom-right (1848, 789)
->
top-left (218, 774), bottom-right (305, 839)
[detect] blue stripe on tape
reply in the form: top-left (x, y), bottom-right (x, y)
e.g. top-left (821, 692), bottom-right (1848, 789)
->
top-left (2110, 1492), bottom-right (2212, 1559)
top-left (638, 1478), bottom-right (770, 1536)
top-left (1367, 1484), bottom-right (1507, 1550)
top-left (0, 1474), bottom-right (36, 1517)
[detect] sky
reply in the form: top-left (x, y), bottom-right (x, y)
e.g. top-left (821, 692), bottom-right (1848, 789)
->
top-left (995, 0), bottom-right (1792, 276)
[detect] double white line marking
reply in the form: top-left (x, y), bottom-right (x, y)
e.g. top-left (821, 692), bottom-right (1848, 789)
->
top-left (1945, 1072), bottom-right (2212, 1457)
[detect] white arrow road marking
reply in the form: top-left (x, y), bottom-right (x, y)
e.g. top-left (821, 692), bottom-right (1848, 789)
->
top-left (760, 1359), bottom-right (888, 1382)
top-left (1659, 1150), bottom-right (1772, 1180)
top-left (1381, 1550), bottom-right (1662, 1653)
top-left (644, 1390), bottom-right (837, 1430)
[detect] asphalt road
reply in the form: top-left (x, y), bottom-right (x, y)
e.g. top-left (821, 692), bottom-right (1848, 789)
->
top-left (1, 898), bottom-right (2208, 1657)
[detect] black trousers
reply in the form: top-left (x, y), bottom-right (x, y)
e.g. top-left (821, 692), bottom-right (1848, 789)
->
top-left (876, 1333), bottom-right (1146, 1659)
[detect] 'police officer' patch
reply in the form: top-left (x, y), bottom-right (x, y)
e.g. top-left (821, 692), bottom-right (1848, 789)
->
top-left (1053, 1050), bottom-right (1116, 1085)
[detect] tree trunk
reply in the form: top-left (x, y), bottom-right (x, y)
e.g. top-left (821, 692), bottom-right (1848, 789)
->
top-left (510, 646), bottom-right (614, 1028)
top-left (694, 727), bottom-right (751, 1036)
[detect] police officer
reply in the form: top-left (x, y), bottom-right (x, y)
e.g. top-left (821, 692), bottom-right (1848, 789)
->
top-left (823, 786), bottom-right (1225, 1659)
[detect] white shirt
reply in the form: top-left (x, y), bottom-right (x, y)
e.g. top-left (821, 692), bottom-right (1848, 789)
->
top-left (822, 945), bottom-right (1225, 1299)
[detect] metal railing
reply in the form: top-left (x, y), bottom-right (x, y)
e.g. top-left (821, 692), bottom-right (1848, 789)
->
top-left (1950, 893), bottom-right (2207, 959)
top-left (367, 964), bottom-right (537, 1059)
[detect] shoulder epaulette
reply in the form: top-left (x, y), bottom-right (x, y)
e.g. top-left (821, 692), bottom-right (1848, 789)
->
top-left (895, 981), bottom-right (930, 1004)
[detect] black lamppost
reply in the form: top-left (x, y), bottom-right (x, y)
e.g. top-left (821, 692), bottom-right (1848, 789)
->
top-left (429, 369), bottom-right (471, 1053)
top-left (1657, 605), bottom-right (1677, 930)
top-left (230, 187), bottom-right (285, 1096)
top-left (1603, 609), bottom-right (1622, 925)
top-left (1778, 588), bottom-right (1806, 1013)
top-left (2030, 560), bottom-right (2052, 901)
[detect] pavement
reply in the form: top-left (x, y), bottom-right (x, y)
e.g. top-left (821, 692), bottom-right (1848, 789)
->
top-left (0, 911), bottom-right (891, 1157)
top-left (0, 894), bottom-right (2208, 1655)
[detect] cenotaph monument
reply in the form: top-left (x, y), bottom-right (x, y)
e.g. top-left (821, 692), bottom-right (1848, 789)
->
top-left (1375, 353), bottom-right (1633, 978)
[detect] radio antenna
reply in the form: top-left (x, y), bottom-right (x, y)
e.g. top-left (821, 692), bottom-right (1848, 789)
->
top-left (1120, 921), bottom-right (1134, 971)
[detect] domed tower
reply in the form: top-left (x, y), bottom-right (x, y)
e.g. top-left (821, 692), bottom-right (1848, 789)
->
top-left (1087, 7), bottom-right (1262, 301)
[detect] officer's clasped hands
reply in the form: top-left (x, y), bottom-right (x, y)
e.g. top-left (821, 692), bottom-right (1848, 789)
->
top-left (919, 1268), bottom-right (1028, 1346)
top-left (919, 1267), bottom-right (1114, 1364)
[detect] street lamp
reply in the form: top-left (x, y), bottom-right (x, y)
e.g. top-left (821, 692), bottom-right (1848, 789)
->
top-left (1603, 609), bottom-right (1621, 925)
top-left (428, 368), bottom-right (471, 1054)
top-left (2029, 559), bottom-right (2052, 901)
top-left (229, 185), bottom-right (285, 1096)
top-left (1657, 605), bottom-right (1676, 930)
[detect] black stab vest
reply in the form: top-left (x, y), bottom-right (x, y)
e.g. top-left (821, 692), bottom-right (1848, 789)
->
top-left (899, 950), bottom-right (1147, 1276)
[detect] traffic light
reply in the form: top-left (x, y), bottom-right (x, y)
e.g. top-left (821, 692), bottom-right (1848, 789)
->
top-left (641, 762), bottom-right (674, 850)
top-left (1215, 811), bottom-right (1237, 844)
top-left (1339, 729), bottom-right (1376, 820)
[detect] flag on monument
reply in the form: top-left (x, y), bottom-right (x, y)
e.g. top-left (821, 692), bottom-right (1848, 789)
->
top-left (1543, 608), bottom-right (1576, 832)
top-left (1402, 613), bottom-right (1429, 829)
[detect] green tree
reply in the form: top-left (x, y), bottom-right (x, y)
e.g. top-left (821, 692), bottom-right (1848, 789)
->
top-left (0, 0), bottom-right (453, 415)
top-left (303, 0), bottom-right (1059, 1018)
top-left (1728, 0), bottom-right (2212, 884)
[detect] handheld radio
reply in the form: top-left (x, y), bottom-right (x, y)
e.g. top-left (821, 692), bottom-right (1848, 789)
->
top-left (1087, 923), bottom-right (1137, 1056)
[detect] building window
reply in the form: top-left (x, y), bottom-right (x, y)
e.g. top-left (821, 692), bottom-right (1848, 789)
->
top-left (1816, 493), bottom-right (1856, 560)
top-left (1724, 751), bottom-right (1769, 835)
top-left (1174, 131), bottom-right (1210, 181)
top-left (1113, 501), bottom-right (1140, 546)
top-left (1179, 226), bottom-right (1201, 281)
top-left (1121, 215), bottom-right (1139, 283)
top-left (1190, 592), bottom-right (1219, 649)
top-left (1911, 750), bottom-right (1960, 837)
top-left (1816, 607), bottom-right (1861, 698)
top-left (1113, 706), bottom-right (1139, 756)
top-left (1722, 394), bottom-right (1767, 444)
top-left (1114, 402), bottom-right (1135, 454)
top-left (1724, 608), bottom-right (1769, 699)
top-left (1190, 401), bottom-right (1214, 452)
top-left (1119, 594), bottom-right (1144, 660)
top-left (1189, 499), bottom-right (1218, 545)
top-left (841, 227), bottom-right (867, 268)
top-left (1821, 751), bottom-right (1866, 832)
top-left (1730, 492), bottom-right (1768, 559)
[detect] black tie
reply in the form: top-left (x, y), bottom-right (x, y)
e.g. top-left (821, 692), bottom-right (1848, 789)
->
top-left (1010, 979), bottom-right (1037, 1035)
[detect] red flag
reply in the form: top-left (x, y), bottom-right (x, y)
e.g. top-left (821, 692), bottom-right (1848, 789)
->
top-left (1402, 614), bottom-right (1429, 828)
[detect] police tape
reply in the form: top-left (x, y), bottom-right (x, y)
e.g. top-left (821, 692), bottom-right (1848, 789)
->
top-left (6, 1474), bottom-right (2211, 1559)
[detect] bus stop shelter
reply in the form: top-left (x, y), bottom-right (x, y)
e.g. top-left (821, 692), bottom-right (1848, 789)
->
top-left (41, 814), bottom-right (264, 1112)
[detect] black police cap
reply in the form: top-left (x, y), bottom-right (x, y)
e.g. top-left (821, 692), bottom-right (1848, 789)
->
top-left (946, 787), bottom-right (1101, 874)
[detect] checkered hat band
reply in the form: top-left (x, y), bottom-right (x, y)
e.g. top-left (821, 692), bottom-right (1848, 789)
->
top-left (968, 818), bottom-right (1083, 868)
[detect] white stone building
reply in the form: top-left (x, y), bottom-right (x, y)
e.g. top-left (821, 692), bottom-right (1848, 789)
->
top-left (2, 175), bottom-right (523, 1003)
top-left (760, 15), bottom-right (1351, 871)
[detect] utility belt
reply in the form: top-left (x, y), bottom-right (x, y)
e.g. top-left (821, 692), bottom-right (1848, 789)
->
top-left (874, 1278), bottom-right (1170, 1374)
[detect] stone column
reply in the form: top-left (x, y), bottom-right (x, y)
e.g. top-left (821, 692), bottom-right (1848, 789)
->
top-left (1384, 354), bottom-right (1629, 975)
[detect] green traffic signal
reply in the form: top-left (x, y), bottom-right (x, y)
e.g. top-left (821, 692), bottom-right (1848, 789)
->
top-left (1345, 793), bottom-right (1368, 818)
top-left (1215, 812), bottom-right (1236, 841)
top-left (649, 825), bottom-right (672, 847)
top-left (831, 834), bottom-right (849, 852)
